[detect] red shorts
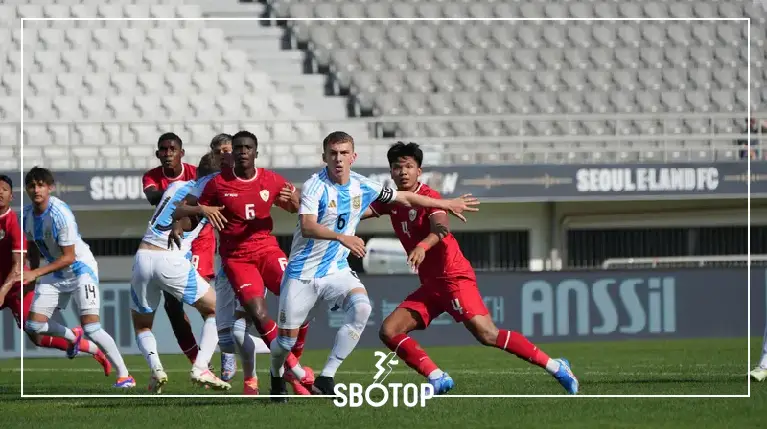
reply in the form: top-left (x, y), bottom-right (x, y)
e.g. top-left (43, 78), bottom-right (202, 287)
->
top-left (222, 247), bottom-right (288, 304)
top-left (191, 224), bottom-right (215, 280)
top-left (398, 277), bottom-right (488, 326)
top-left (0, 283), bottom-right (33, 328)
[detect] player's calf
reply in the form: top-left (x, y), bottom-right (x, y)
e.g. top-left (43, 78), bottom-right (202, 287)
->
top-left (465, 315), bottom-right (578, 395)
top-left (164, 292), bottom-right (200, 364)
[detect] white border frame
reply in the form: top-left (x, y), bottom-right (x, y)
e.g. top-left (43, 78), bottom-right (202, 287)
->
top-left (18, 16), bottom-right (752, 400)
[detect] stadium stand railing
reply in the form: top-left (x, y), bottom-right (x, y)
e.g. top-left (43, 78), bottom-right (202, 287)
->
top-left (601, 254), bottom-right (767, 269)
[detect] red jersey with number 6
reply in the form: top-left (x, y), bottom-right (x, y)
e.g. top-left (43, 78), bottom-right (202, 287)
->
top-left (370, 183), bottom-right (475, 287)
top-left (197, 167), bottom-right (294, 258)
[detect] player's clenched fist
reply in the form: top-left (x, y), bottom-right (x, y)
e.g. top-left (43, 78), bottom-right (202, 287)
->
top-left (445, 193), bottom-right (480, 223)
top-left (338, 235), bottom-right (366, 258)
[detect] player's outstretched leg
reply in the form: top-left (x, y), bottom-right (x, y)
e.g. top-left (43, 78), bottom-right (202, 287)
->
top-left (16, 290), bottom-right (111, 375)
top-left (190, 288), bottom-right (231, 391)
top-left (750, 323), bottom-right (767, 381)
top-left (465, 315), bottom-right (579, 395)
top-left (164, 292), bottom-right (201, 365)
top-left (244, 296), bottom-right (314, 395)
top-left (379, 308), bottom-right (454, 395)
top-left (81, 316), bottom-right (136, 389)
top-left (313, 292), bottom-right (372, 395)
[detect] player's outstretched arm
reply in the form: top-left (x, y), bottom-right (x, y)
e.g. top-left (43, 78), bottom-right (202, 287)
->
top-left (22, 244), bottom-right (75, 285)
top-left (275, 183), bottom-right (300, 214)
top-left (407, 212), bottom-right (451, 270)
top-left (299, 214), bottom-right (366, 258)
top-left (0, 252), bottom-right (22, 305)
top-left (143, 187), bottom-right (164, 206)
top-left (393, 192), bottom-right (480, 222)
top-left (172, 196), bottom-right (226, 230)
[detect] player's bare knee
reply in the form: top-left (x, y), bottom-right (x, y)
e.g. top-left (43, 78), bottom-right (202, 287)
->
top-left (80, 314), bottom-right (99, 326)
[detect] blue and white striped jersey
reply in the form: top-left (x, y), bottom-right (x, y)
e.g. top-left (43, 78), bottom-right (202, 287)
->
top-left (23, 196), bottom-right (98, 281)
top-left (285, 168), bottom-right (397, 280)
top-left (141, 174), bottom-right (216, 255)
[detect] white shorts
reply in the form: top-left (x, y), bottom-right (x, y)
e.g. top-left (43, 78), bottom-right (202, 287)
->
top-left (213, 267), bottom-right (272, 331)
top-left (130, 249), bottom-right (211, 314)
top-left (277, 269), bottom-right (365, 330)
top-left (30, 263), bottom-right (101, 318)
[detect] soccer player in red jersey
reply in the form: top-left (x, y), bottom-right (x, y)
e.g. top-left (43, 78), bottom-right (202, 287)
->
top-left (141, 132), bottom-right (204, 365)
top-left (366, 142), bottom-right (579, 395)
top-left (173, 130), bottom-right (313, 395)
top-left (0, 174), bottom-right (111, 374)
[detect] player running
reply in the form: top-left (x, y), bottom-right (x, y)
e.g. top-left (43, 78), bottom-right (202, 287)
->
top-left (131, 157), bottom-right (230, 393)
top-left (366, 142), bottom-right (578, 395)
top-left (142, 132), bottom-right (207, 367)
top-left (268, 131), bottom-right (479, 400)
top-left (20, 167), bottom-right (134, 388)
top-left (0, 174), bottom-right (111, 373)
top-left (172, 130), bottom-right (311, 395)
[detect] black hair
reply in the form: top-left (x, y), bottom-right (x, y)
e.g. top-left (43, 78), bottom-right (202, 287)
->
top-left (386, 141), bottom-right (423, 167)
top-left (0, 174), bottom-right (12, 189)
top-left (24, 166), bottom-right (55, 187)
top-left (232, 131), bottom-right (258, 149)
top-left (157, 132), bottom-right (183, 149)
top-left (322, 131), bottom-right (354, 151)
top-left (210, 133), bottom-right (232, 150)
top-left (197, 153), bottom-right (220, 178)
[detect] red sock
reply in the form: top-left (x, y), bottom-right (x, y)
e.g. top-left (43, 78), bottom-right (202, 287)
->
top-left (292, 323), bottom-right (309, 360)
top-left (38, 335), bottom-right (70, 352)
top-left (495, 329), bottom-right (550, 368)
top-left (384, 334), bottom-right (439, 378)
top-left (169, 318), bottom-right (199, 363)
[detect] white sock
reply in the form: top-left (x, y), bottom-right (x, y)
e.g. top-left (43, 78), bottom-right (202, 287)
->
top-left (193, 317), bottom-right (218, 371)
top-left (136, 331), bottom-right (163, 371)
top-left (85, 323), bottom-right (129, 378)
top-left (270, 336), bottom-right (294, 377)
top-left (321, 294), bottom-right (371, 378)
top-left (232, 319), bottom-right (256, 379)
top-left (427, 369), bottom-right (444, 380)
top-left (545, 359), bottom-right (561, 375)
top-left (760, 323), bottom-right (767, 368)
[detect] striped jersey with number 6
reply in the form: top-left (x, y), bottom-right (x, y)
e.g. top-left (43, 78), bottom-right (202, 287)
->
top-left (285, 169), bottom-right (397, 280)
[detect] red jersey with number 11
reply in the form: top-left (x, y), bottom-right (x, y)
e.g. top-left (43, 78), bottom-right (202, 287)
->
top-left (198, 167), bottom-right (294, 258)
top-left (370, 183), bottom-right (475, 286)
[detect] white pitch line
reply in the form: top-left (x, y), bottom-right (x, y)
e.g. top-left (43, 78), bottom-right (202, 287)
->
top-left (6, 368), bottom-right (745, 377)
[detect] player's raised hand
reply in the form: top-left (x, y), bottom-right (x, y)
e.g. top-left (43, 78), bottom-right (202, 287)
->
top-left (338, 235), bottom-right (366, 258)
top-left (201, 205), bottom-right (227, 230)
top-left (445, 194), bottom-right (480, 223)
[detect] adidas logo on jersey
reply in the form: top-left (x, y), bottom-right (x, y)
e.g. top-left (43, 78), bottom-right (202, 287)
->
top-left (329, 200), bottom-right (337, 209)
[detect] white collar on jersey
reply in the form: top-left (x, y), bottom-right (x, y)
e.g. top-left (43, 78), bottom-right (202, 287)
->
top-left (232, 167), bottom-right (259, 183)
top-left (162, 163), bottom-right (186, 181)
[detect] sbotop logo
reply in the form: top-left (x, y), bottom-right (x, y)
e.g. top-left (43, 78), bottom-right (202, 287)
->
top-left (333, 351), bottom-right (435, 408)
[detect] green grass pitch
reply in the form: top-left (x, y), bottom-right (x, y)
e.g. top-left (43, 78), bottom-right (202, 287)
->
top-left (0, 337), bottom-right (764, 428)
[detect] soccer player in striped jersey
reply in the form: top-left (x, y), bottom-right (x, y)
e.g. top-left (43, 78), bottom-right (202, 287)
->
top-left (268, 131), bottom-right (479, 398)
top-left (132, 157), bottom-right (230, 393)
top-left (21, 167), bottom-right (134, 389)
top-left (0, 174), bottom-right (111, 374)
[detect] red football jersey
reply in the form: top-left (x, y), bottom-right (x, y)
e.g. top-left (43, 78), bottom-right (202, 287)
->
top-left (370, 183), bottom-right (474, 284)
top-left (198, 167), bottom-right (294, 258)
top-left (142, 163), bottom-right (198, 193)
top-left (0, 208), bottom-right (24, 282)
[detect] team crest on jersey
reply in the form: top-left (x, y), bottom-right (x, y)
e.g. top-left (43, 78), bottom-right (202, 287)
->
top-left (352, 195), bottom-right (361, 210)
top-left (328, 200), bottom-right (337, 209)
top-left (0, 229), bottom-right (5, 240)
top-left (260, 190), bottom-right (269, 201)
top-left (409, 209), bottom-right (417, 221)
